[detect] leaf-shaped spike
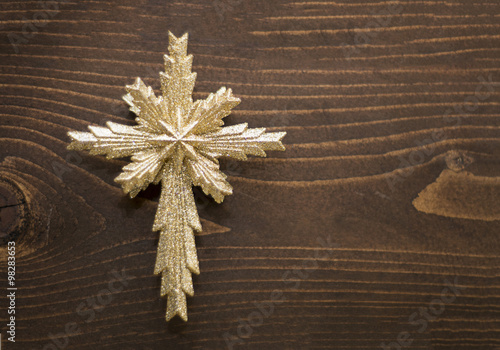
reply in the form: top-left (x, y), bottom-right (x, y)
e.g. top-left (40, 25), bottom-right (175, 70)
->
top-left (153, 163), bottom-right (200, 322)
top-left (115, 148), bottom-right (170, 197)
top-left (185, 152), bottom-right (233, 203)
top-left (192, 125), bottom-right (286, 160)
top-left (68, 124), bottom-right (155, 159)
top-left (123, 77), bottom-right (165, 133)
top-left (188, 87), bottom-right (241, 135)
top-left (161, 32), bottom-right (197, 118)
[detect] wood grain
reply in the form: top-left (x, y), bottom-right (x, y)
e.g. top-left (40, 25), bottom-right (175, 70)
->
top-left (0, 0), bottom-right (499, 349)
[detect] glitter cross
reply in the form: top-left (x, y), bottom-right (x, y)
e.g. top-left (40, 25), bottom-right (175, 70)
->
top-left (67, 32), bottom-right (286, 321)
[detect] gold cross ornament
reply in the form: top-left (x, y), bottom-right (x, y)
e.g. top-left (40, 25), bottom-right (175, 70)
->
top-left (67, 32), bottom-right (286, 322)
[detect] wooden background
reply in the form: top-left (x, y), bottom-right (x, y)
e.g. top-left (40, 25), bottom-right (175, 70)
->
top-left (0, 0), bottom-right (499, 349)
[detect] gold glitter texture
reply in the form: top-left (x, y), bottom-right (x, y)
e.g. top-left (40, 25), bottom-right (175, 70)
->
top-left (67, 32), bottom-right (286, 321)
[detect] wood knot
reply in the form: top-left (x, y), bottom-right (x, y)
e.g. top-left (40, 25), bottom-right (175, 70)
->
top-left (0, 178), bottom-right (29, 245)
top-left (445, 150), bottom-right (474, 172)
